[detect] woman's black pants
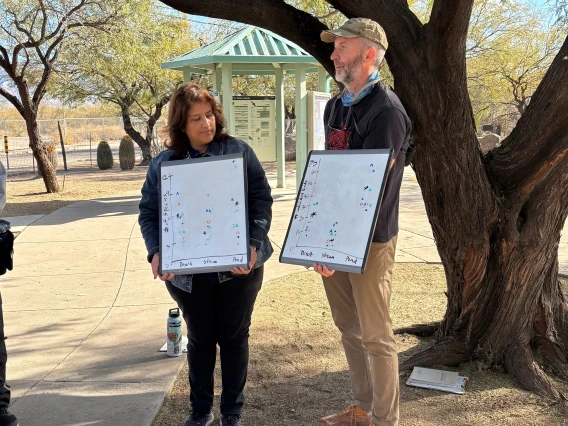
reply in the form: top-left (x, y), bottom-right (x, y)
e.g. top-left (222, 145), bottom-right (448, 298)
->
top-left (165, 266), bottom-right (263, 416)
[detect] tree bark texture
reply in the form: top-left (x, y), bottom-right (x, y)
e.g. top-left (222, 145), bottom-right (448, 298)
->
top-left (158, 0), bottom-right (568, 399)
top-left (25, 112), bottom-right (59, 193)
top-left (0, 70), bottom-right (60, 192)
top-left (119, 104), bottom-right (152, 165)
top-left (119, 100), bottom-right (166, 165)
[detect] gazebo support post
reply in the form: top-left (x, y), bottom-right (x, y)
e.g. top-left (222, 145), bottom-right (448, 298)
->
top-left (275, 65), bottom-right (286, 188)
top-left (221, 62), bottom-right (234, 134)
top-left (295, 64), bottom-right (307, 190)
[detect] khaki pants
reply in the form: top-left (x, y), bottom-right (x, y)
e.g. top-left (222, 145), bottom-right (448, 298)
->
top-left (322, 236), bottom-right (398, 426)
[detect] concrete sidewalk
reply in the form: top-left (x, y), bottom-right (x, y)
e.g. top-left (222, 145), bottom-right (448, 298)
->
top-left (3, 169), bottom-right (568, 425)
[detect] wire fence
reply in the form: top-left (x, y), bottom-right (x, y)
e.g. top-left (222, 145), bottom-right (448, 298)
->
top-left (285, 119), bottom-right (296, 136)
top-left (1, 117), bottom-right (165, 174)
top-left (1, 117), bottom-right (296, 174)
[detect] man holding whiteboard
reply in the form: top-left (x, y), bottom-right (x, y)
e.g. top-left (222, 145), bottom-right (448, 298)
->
top-left (314, 18), bottom-right (412, 426)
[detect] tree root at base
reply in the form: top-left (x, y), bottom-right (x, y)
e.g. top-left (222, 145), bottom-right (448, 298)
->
top-left (394, 321), bottom-right (440, 337)
top-left (400, 339), bottom-right (470, 370)
top-left (504, 344), bottom-right (567, 401)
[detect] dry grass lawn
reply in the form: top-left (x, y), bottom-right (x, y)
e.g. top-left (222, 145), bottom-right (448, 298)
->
top-left (153, 267), bottom-right (568, 426)
top-left (3, 166), bottom-right (148, 217)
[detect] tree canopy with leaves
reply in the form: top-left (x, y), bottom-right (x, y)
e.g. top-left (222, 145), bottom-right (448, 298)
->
top-left (159, 0), bottom-right (568, 399)
top-left (466, 0), bottom-right (566, 133)
top-left (0, 0), bottom-right (121, 192)
top-left (53, 0), bottom-right (195, 164)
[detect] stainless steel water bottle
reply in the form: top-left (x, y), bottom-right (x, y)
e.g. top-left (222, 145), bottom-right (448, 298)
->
top-left (167, 308), bottom-right (182, 357)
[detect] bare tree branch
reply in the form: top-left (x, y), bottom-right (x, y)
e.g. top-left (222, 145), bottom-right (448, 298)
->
top-left (316, 9), bottom-right (340, 20)
top-left (39, 0), bottom-right (48, 39)
top-left (0, 86), bottom-right (25, 116)
top-left (158, 0), bottom-right (335, 74)
top-left (9, 11), bottom-right (35, 42)
top-left (0, 45), bottom-right (9, 64)
top-left (43, 32), bottom-right (65, 64)
top-left (32, 66), bottom-right (52, 108)
top-left (133, 93), bottom-right (152, 118)
top-left (20, 49), bottom-right (31, 76)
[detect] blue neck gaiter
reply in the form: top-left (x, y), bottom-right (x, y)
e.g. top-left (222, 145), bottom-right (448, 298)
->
top-left (341, 69), bottom-right (380, 107)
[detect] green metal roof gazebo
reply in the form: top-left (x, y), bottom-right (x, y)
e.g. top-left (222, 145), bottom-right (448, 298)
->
top-left (161, 25), bottom-right (330, 189)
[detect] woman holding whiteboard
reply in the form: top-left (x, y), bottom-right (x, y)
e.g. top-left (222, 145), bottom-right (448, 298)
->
top-left (138, 83), bottom-right (273, 426)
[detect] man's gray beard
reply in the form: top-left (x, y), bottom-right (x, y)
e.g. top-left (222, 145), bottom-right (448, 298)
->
top-left (339, 69), bottom-right (354, 84)
top-left (337, 57), bottom-right (362, 86)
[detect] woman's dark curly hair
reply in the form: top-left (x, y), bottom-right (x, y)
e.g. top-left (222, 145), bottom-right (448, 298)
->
top-left (165, 83), bottom-right (229, 158)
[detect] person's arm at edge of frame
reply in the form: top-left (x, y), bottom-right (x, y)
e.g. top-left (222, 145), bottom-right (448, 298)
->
top-left (0, 160), bottom-right (6, 213)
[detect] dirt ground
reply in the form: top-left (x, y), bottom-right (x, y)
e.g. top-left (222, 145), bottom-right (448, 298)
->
top-left (152, 267), bottom-right (568, 426)
top-left (3, 166), bottom-right (148, 217)
top-left (5, 165), bottom-right (568, 426)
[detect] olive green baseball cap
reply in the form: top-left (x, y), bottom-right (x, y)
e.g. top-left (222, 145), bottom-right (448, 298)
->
top-left (321, 18), bottom-right (388, 51)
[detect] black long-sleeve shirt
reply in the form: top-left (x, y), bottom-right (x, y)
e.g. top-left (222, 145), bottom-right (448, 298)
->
top-left (324, 82), bottom-right (412, 243)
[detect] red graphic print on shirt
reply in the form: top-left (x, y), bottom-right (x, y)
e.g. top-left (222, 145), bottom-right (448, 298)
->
top-left (328, 126), bottom-right (351, 150)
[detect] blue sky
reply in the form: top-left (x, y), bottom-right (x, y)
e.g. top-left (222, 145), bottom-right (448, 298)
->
top-left (528, 0), bottom-right (554, 10)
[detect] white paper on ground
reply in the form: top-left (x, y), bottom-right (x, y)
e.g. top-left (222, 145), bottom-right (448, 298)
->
top-left (406, 367), bottom-right (468, 394)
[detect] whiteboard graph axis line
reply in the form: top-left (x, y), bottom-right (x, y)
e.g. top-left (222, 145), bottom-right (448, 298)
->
top-left (171, 253), bottom-right (249, 262)
top-left (296, 160), bottom-right (321, 247)
top-left (293, 244), bottom-right (358, 259)
top-left (168, 176), bottom-right (177, 260)
top-left (278, 150), bottom-right (319, 266)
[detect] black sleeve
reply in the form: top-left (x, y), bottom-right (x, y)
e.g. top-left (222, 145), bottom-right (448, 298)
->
top-left (323, 99), bottom-right (334, 150)
top-left (244, 146), bottom-right (273, 250)
top-left (138, 157), bottom-right (160, 262)
top-left (363, 107), bottom-right (408, 161)
top-left (323, 99), bottom-right (332, 125)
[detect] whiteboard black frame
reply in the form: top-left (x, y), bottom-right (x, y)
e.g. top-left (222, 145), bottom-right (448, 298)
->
top-left (279, 149), bottom-right (392, 274)
top-left (158, 152), bottom-right (250, 275)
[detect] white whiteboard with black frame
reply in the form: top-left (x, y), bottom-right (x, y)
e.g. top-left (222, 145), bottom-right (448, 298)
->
top-left (159, 153), bottom-right (250, 275)
top-left (280, 150), bottom-right (392, 273)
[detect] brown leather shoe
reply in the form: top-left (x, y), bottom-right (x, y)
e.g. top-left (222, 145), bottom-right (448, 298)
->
top-left (320, 405), bottom-right (371, 426)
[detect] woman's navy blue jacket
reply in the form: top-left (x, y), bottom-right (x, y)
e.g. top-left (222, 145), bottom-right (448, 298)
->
top-left (138, 137), bottom-right (273, 292)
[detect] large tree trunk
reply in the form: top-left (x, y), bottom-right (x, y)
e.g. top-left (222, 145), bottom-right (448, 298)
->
top-left (119, 100), bottom-right (166, 166)
top-left (25, 112), bottom-right (59, 193)
top-left (386, 7), bottom-right (568, 400)
top-left (2, 72), bottom-right (60, 192)
top-left (146, 100), bottom-right (166, 160)
top-left (120, 104), bottom-right (152, 165)
top-left (158, 0), bottom-right (568, 399)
